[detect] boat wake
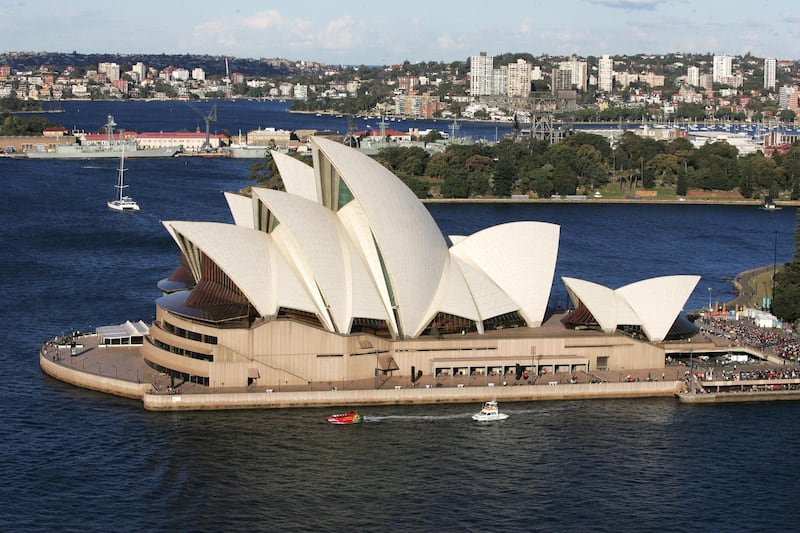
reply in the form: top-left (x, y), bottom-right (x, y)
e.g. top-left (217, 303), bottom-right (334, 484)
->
top-left (363, 413), bottom-right (471, 423)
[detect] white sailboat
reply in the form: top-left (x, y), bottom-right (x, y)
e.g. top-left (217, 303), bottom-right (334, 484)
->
top-left (107, 146), bottom-right (139, 211)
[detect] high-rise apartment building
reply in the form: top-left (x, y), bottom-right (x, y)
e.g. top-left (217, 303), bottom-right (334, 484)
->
top-left (132, 62), bottom-right (147, 81)
top-left (779, 85), bottom-right (799, 111)
top-left (687, 66), bottom-right (699, 87)
top-left (712, 54), bottom-right (733, 83)
top-left (469, 52), bottom-right (494, 96)
top-left (98, 62), bottom-right (120, 82)
top-left (764, 58), bottom-right (777, 90)
top-left (552, 67), bottom-right (573, 91)
top-left (598, 55), bottom-right (613, 92)
top-left (493, 66), bottom-right (508, 97)
top-left (506, 59), bottom-right (532, 98)
top-left (559, 57), bottom-right (588, 91)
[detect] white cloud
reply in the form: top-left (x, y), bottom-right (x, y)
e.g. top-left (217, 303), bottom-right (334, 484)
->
top-left (587, 0), bottom-right (661, 9)
top-left (317, 16), bottom-right (358, 49)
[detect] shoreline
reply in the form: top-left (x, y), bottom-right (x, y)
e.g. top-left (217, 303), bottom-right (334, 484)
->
top-left (422, 197), bottom-right (800, 206)
top-left (38, 346), bottom-right (681, 411)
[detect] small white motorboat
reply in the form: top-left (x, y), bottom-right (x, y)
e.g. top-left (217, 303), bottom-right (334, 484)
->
top-left (471, 399), bottom-right (509, 421)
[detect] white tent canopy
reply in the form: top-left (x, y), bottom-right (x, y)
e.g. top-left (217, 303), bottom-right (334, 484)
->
top-left (97, 320), bottom-right (150, 346)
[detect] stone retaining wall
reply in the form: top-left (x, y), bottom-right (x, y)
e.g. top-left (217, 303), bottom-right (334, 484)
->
top-left (39, 352), bottom-right (151, 400)
top-left (142, 381), bottom-right (681, 411)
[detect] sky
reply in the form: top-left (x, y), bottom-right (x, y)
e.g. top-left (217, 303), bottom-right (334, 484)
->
top-left (2, 0), bottom-right (798, 65)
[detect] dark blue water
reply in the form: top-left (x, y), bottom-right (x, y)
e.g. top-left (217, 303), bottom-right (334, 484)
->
top-left (2, 101), bottom-right (800, 532)
top-left (36, 99), bottom-right (511, 142)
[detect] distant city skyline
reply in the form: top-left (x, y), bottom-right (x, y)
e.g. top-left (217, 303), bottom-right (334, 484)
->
top-left (2, 0), bottom-right (798, 65)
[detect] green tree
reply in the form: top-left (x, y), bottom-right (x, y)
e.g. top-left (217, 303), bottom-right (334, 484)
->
top-left (375, 146), bottom-right (429, 176)
top-left (696, 140), bottom-right (739, 190)
top-left (573, 144), bottom-right (608, 191)
top-left (744, 154), bottom-right (783, 192)
top-left (530, 164), bottom-right (555, 198)
top-left (647, 153), bottom-right (680, 186)
top-left (421, 130), bottom-right (443, 143)
top-left (0, 114), bottom-right (55, 135)
top-left (425, 151), bottom-right (452, 179)
top-left (676, 171), bottom-right (688, 196)
top-left (440, 170), bottom-right (470, 198)
top-left (492, 156), bottom-right (515, 197)
top-left (778, 109), bottom-right (796, 123)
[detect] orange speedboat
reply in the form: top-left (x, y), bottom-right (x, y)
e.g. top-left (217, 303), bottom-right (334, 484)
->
top-left (326, 411), bottom-right (363, 425)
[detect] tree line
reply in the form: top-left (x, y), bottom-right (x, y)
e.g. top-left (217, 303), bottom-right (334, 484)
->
top-left (249, 132), bottom-right (800, 201)
top-left (335, 133), bottom-right (800, 200)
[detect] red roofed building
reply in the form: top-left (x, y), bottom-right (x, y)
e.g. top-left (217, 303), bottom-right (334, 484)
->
top-left (43, 126), bottom-right (68, 137)
top-left (137, 131), bottom-right (222, 151)
top-left (356, 128), bottom-right (412, 142)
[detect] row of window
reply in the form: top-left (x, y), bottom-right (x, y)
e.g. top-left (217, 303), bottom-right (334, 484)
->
top-left (102, 336), bottom-right (144, 345)
top-left (162, 321), bottom-right (218, 345)
top-left (146, 360), bottom-right (209, 387)
top-left (153, 338), bottom-right (214, 362)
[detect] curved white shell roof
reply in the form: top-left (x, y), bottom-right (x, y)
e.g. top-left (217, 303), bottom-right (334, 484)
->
top-left (617, 275), bottom-right (700, 342)
top-left (161, 136), bottom-right (580, 339)
top-left (252, 188), bottom-right (387, 332)
top-left (271, 150), bottom-right (319, 202)
top-left (451, 222), bottom-right (559, 327)
top-left (224, 192), bottom-right (255, 229)
top-left (162, 221), bottom-right (314, 316)
top-left (312, 137), bottom-right (450, 337)
top-left (563, 275), bottom-right (700, 342)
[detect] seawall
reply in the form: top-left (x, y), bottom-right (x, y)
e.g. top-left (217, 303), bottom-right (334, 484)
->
top-left (39, 350), bottom-right (151, 400)
top-left (40, 349), bottom-right (680, 410)
top-left (141, 381), bottom-right (680, 411)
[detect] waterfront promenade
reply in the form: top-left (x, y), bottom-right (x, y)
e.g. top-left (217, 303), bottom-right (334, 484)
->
top-left (39, 335), bottom-right (682, 411)
top-left (38, 262), bottom-right (800, 410)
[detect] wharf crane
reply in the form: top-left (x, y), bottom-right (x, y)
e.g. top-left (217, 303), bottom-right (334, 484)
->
top-left (186, 102), bottom-right (217, 152)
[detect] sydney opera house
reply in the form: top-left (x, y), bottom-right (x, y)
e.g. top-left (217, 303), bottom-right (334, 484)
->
top-left (141, 136), bottom-right (700, 390)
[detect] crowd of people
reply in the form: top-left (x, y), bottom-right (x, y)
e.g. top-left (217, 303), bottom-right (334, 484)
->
top-left (698, 316), bottom-right (800, 363)
top-left (719, 367), bottom-right (800, 381)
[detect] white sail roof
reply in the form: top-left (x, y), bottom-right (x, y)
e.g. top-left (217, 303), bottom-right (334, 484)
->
top-left (450, 222), bottom-right (559, 327)
top-left (224, 192), bottom-right (255, 229)
top-left (312, 137), bottom-right (450, 337)
top-left (562, 275), bottom-right (700, 342)
top-left (162, 221), bottom-right (314, 317)
top-left (252, 188), bottom-right (386, 333)
top-left (271, 150), bottom-right (319, 202)
top-left (160, 131), bottom-right (707, 344)
top-left (617, 275), bottom-right (700, 342)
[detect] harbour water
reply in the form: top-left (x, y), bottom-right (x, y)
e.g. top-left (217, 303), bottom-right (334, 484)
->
top-left (2, 101), bottom-right (800, 531)
top-left (38, 99), bottom-right (513, 143)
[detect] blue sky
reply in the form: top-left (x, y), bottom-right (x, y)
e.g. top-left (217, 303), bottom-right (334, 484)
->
top-left (2, 0), bottom-right (797, 64)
